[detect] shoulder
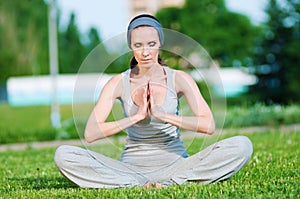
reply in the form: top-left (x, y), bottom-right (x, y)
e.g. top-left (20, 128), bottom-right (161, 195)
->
top-left (174, 70), bottom-right (197, 93)
top-left (101, 74), bottom-right (123, 99)
top-left (175, 70), bottom-right (192, 79)
top-left (175, 70), bottom-right (195, 85)
top-left (107, 74), bottom-right (123, 85)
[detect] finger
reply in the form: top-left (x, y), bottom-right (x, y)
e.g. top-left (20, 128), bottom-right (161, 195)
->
top-left (147, 81), bottom-right (151, 96)
top-left (143, 88), bottom-right (148, 101)
top-left (149, 89), bottom-right (155, 107)
top-left (148, 82), bottom-right (154, 95)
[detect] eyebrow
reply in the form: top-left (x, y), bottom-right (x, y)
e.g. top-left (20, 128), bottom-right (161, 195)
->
top-left (133, 40), bottom-right (157, 45)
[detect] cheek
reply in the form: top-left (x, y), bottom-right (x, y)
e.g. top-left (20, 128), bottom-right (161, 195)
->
top-left (151, 49), bottom-right (159, 57)
top-left (133, 50), bottom-right (141, 59)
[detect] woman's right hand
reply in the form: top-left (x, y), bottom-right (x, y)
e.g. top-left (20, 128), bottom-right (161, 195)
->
top-left (132, 84), bottom-right (149, 121)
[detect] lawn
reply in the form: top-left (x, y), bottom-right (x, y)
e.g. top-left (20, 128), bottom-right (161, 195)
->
top-left (1, 102), bottom-right (300, 144)
top-left (0, 131), bottom-right (298, 198)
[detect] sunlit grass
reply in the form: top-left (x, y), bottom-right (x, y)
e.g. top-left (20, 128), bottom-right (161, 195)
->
top-left (0, 132), bottom-right (298, 198)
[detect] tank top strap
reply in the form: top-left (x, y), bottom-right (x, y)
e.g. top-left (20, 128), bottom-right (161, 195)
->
top-left (121, 69), bottom-right (131, 101)
top-left (164, 66), bottom-right (177, 95)
top-left (121, 67), bottom-right (176, 101)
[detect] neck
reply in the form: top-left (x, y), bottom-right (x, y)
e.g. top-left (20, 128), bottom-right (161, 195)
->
top-left (132, 63), bottom-right (162, 78)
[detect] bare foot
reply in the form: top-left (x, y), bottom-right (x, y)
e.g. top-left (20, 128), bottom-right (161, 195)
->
top-left (153, 182), bottom-right (163, 188)
top-left (144, 182), bottom-right (153, 189)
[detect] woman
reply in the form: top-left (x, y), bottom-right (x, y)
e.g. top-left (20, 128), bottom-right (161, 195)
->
top-left (54, 14), bottom-right (253, 188)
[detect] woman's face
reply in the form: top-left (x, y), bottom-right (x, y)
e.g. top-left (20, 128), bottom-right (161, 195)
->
top-left (130, 26), bottom-right (160, 68)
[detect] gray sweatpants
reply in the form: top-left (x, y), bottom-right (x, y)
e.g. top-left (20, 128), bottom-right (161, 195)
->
top-left (54, 136), bottom-right (253, 188)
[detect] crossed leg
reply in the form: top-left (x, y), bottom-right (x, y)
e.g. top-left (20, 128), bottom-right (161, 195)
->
top-left (170, 136), bottom-right (253, 185)
top-left (54, 145), bottom-right (149, 188)
top-left (54, 136), bottom-right (253, 188)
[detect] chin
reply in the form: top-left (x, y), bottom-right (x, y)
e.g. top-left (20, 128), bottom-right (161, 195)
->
top-left (140, 63), bottom-right (154, 68)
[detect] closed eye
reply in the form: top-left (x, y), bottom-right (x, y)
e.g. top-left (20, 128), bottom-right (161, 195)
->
top-left (133, 43), bottom-right (142, 48)
top-left (148, 41), bottom-right (157, 47)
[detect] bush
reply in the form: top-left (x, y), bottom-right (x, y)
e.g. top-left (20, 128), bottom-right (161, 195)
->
top-left (224, 103), bottom-right (300, 128)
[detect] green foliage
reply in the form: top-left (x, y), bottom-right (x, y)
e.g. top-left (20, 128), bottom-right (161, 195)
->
top-left (225, 103), bottom-right (300, 128)
top-left (196, 81), bottom-right (212, 107)
top-left (0, 132), bottom-right (298, 198)
top-left (0, 0), bottom-right (49, 83)
top-left (85, 27), bottom-right (102, 53)
top-left (57, 11), bottom-right (105, 74)
top-left (252, 0), bottom-right (300, 104)
top-left (105, 52), bottom-right (132, 74)
top-left (58, 13), bottom-right (103, 73)
top-left (156, 0), bottom-right (260, 67)
top-left (0, 1), bottom-right (103, 83)
top-left (58, 13), bottom-right (86, 73)
top-left (156, 0), bottom-right (299, 104)
top-left (156, 7), bottom-right (182, 31)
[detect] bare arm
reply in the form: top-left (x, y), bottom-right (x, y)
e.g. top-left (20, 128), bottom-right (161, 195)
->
top-left (84, 75), bottom-right (148, 143)
top-left (150, 70), bottom-right (215, 134)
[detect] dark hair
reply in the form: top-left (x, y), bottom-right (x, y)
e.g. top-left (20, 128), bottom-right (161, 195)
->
top-left (129, 14), bottom-right (161, 25)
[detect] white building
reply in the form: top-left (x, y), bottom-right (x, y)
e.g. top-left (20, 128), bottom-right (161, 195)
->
top-left (128, 0), bottom-right (184, 19)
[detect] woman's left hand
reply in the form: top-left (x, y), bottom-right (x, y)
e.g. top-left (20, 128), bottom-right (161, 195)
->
top-left (148, 83), bottom-right (166, 120)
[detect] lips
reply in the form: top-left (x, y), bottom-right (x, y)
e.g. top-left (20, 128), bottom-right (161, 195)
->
top-left (141, 59), bottom-right (151, 63)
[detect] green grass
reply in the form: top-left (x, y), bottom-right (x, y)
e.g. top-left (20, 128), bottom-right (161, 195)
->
top-left (1, 102), bottom-right (300, 144)
top-left (0, 103), bottom-right (123, 144)
top-left (0, 132), bottom-right (299, 198)
top-left (0, 104), bottom-right (75, 144)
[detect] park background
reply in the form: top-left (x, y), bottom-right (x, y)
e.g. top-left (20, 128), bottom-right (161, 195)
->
top-left (0, 0), bottom-right (299, 198)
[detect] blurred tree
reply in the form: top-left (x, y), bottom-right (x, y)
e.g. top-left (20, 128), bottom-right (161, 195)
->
top-left (58, 14), bottom-right (104, 73)
top-left (156, 0), bottom-right (260, 68)
top-left (156, 7), bottom-right (182, 31)
top-left (76, 27), bottom-right (118, 74)
top-left (85, 27), bottom-right (102, 53)
top-left (58, 13), bottom-right (86, 73)
top-left (0, 1), bottom-right (103, 82)
top-left (0, 0), bottom-right (49, 83)
top-left (106, 52), bottom-right (132, 73)
top-left (252, 0), bottom-right (300, 104)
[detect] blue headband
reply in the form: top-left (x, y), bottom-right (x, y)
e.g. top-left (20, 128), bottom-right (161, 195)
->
top-left (127, 16), bottom-right (164, 48)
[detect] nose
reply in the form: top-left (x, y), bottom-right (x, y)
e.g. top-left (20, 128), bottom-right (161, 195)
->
top-left (142, 47), bottom-right (149, 57)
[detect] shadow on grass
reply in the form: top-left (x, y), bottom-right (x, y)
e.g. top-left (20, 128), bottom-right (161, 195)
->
top-left (6, 176), bottom-right (78, 190)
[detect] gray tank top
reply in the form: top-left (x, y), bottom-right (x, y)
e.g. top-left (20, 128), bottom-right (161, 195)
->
top-left (119, 66), bottom-right (188, 167)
